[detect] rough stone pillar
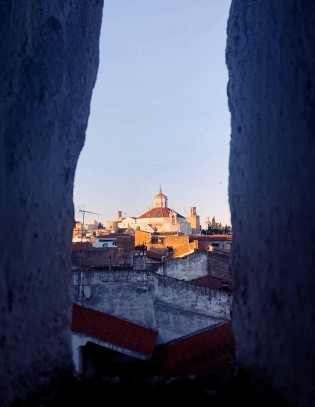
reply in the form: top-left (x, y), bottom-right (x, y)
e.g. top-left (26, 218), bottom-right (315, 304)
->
top-left (226, 2), bottom-right (315, 406)
top-left (0, 1), bottom-right (103, 405)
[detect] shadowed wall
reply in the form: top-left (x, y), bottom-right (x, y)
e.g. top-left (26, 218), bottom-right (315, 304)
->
top-left (0, 2), bottom-right (103, 405)
top-left (226, 2), bottom-right (315, 406)
top-left (2, 1), bottom-right (315, 406)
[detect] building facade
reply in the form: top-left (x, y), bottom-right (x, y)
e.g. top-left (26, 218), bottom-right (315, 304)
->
top-left (117, 187), bottom-right (193, 235)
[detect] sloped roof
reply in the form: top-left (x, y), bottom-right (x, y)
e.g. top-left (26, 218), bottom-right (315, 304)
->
top-left (157, 322), bottom-right (236, 377)
top-left (138, 207), bottom-right (184, 219)
top-left (123, 227), bottom-right (135, 234)
top-left (71, 304), bottom-right (158, 359)
top-left (146, 250), bottom-right (164, 261)
top-left (189, 235), bottom-right (232, 242)
top-left (191, 276), bottom-right (232, 292)
top-left (97, 233), bottom-right (115, 238)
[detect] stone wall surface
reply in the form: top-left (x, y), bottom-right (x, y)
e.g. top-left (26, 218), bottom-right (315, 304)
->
top-left (133, 254), bottom-right (160, 271)
top-left (227, 1), bottom-right (315, 406)
top-left (157, 250), bottom-right (208, 280)
top-left (154, 274), bottom-right (230, 321)
top-left (167, 241), bottom-right (198, 260)
top-left (73, 270), bottom-right (156, 327)
top-left (0, 2), bottom-right (103, 405)
top-left (73, 270), bottom-right (231, 344)
top-left (154, 301), bottom-right (225, 344)
top-left (208, 252), bottom-right (231, 282)
top-left (4, 1), bottom-right (315, 405)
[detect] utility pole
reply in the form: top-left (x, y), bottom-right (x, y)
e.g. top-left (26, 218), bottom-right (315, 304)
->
top-left (205, 218), bottom-right (208, 251)
top-left (79, 209), bottom-right (101, 261)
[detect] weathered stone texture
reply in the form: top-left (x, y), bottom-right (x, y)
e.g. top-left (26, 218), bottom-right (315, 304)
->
top-left (208, 252), bottom-right (230, 282)
top-left (73, 270), bottom-right (231, 344)
top-left (226, 1), bottom-right (315, 406)
top-left (0, 1), bottom-right (103, 405)
top-left (157, 250), bottom-right (208, 280)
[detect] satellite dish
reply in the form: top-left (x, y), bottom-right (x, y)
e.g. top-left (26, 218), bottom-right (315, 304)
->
top-left (83, 285), bottom-right (91, 299)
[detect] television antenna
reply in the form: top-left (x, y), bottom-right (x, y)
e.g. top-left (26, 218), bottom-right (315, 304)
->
top-left (79, 209), bottom-right (101, 252)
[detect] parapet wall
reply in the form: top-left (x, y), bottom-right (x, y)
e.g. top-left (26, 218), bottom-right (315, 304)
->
top-left (208, 252), bottom-right (231, 282)
top-left (73, 270), bottom-right (156, 327)
top-left (167, 240), bottom-right (198, 260)
top-left (73, 270), bottom-right (231, 343)
top-left (156, 250), bottom-right (208, 281)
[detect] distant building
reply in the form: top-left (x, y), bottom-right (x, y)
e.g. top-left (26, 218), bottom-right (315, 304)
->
top-left (92, 236), bottom-right (117, 248)
top-left (86, 220), bottom-right (99, 231)
top-left (186, 207), bottom-right (200, 234)
top-left (115, 210), bottom-right (123, 222)
top-left (105, 220), bottom-right (118, 233)
top-left (189, 234), bottom-right (232, 252)
top-left (117, 187), bottom-right (192, 235)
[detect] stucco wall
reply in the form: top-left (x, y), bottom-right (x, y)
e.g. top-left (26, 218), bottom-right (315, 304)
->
top-left (73, 270), bottom-right (231, 344)
top-left (164, 235), bottom-right (189, 247)
top-left (167, 240), bottom-right (198, 259)
top-left (133, 254), bottom-right (160, 271)
top-left (73, 270), bottom-right (156, 327)
top-left (227, 1), bottom-right (315, 406)
top-left (208, 252), bottom-right (231, 282)
top-left (135, 230), bottom-right (152, 246)
top-left (0, 2), bottom-right (103, 405)
top-left (135, 230), bottom-right (189, 248)
top-left (156, 250), bottom-right (208, 280)
top-left (71, 335), bottom-right (88, 374)
top-left (116, 235), bottom-right (135, 251)
top-left (155, 301), bottom-right (225, 344)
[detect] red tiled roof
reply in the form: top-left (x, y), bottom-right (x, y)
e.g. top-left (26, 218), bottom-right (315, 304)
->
top-left (71, 304), bottom-right (158, 359)
top-left (146, 250), bottom-right (164, 261)
top-left (189, 235), bottom-right (232, 242)
top-left (97, 233), bottom-right (115, 238)
top-left (72, 242), bottom-right (93, 251)
top-left (191, 276), bottom-right (232, 292)
top-left (157, 322), bottom-right (236, 377)
top-left (138, 207), bottom-right (184, 219)
top-left (138, 207), bottom-right (170, 219)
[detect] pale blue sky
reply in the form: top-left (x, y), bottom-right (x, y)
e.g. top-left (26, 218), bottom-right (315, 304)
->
top-left (74, 0), bottom-right (232, 228)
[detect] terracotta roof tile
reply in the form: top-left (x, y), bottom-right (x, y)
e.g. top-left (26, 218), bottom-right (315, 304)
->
top-left (146, 250), bottom-right (164, 260)
top-left (138, 207), bottom-right (184, 219)
top-left (189, 235), bottom-right (232, 242)
top-left (191, 276), bottom-right (232, 292)
top-left (157, 322), bottom-right (236, 377)
top-left (72, 304), bottom-right (158, 359)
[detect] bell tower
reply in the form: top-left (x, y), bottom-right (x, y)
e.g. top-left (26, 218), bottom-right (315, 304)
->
top-left (154, 186), bottom-right (168, 208)
top-left (187, 206), bottom-right (200, 234)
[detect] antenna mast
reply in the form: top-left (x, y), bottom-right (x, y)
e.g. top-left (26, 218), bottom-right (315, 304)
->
top-left (79, 209), bottom-right (101, 253)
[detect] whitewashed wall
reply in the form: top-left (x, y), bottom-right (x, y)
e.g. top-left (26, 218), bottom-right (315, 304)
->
top-left (73, 270), bottom-right (231, 344)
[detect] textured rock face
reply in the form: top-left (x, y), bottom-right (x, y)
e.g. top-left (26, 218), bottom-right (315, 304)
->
top-left (226, 2), bottom-right (315, 406)
top-left (0, 1), bottom-right (103, 405)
